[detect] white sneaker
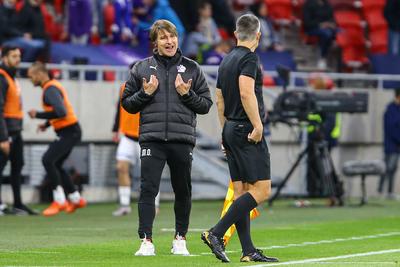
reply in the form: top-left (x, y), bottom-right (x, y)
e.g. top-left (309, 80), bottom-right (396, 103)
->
top-left (112, 206), bottom-right (131, 216)
top-left (171, 235), bottom-right (190, 255)
top-left (134, 239), bottom-right (155, 256)
top-left (0, 204), bottom-right (8, 215)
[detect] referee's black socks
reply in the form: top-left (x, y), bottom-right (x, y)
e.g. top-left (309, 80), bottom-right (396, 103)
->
top-left (212, 192), bottom-right (258, 238)
top-left (236, 213), bottom-right (256, 255)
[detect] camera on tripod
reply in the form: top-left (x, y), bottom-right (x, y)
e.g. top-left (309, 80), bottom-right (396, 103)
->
top-left (268, 66), bottom-right (369, 206)
top-left (269, 65), bottom-right (369, 124)
top-left (270, 90), bottom-right (369, 123)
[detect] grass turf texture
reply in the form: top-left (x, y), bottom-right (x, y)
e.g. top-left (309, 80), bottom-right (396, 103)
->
top-left (0, 199), bottom-right (399, 266)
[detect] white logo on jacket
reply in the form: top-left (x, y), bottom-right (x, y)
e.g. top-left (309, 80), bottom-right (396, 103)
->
top-left (177, 65), bottom-right (186, 73)
top-left (150, 65), bottom-right (157, 71)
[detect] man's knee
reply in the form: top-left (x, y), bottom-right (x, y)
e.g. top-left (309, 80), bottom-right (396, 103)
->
top-left (42, 153), bottom-right (54, 167)
top-left (233, 182), bottom-right (246, 200)
top-left (116, 161), bottom-right (130, 175)
top-left (11, 162), bottom-right (24, 173)
top-left (175, 193), bottom-right (191, 203)
top-left (140, 180), bottom-right (159, 201)
top-left (173, 183), bottom-right (192, 201)
top-left (249, 180), bottom-right (271, 203)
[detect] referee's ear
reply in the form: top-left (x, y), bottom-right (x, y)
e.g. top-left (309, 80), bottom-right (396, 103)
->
top-left (234, 31), bottom-right (238, 40)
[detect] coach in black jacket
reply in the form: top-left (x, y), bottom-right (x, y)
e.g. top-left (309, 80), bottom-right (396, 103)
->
top-left (121, 19), bottom-right (212, 256)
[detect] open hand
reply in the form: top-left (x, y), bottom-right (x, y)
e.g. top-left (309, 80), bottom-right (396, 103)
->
top-left (0, 141), bottom-right (10, 155)
top-left (175, 74), bottom-right (192, 96)
top-left (28, 109), bottom-right (37, 119)
top-left (112, 132), bottom-right (120, 143)
top-left (142, 75), bottom-right (159, 95)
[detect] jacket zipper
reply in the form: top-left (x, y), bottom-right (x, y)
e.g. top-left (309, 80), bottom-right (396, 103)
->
top-left (165, 69), bottom-right (169, 141)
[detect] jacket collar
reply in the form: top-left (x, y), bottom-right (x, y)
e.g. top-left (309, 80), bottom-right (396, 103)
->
top-left (153, 48), bottom-right (182, 69)
top-left (0, 64), bottom-right (16, 78)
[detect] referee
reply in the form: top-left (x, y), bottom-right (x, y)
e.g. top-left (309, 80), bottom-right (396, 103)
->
top-left (201, 14), bottom-right (278, 263)
top-left (122, 19), bottom-right (212, 256)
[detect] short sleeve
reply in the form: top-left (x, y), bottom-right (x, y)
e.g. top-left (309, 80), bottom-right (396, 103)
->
top-left (216, 73), bottom-right (221, 88)
top-left (239, 53), bottom-right (258, 79)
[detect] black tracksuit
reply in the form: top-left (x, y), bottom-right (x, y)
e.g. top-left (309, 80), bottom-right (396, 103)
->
top-left (122, 49), bottom-right (212, 238)
top-left (0, 65), bottom-right (24, 207)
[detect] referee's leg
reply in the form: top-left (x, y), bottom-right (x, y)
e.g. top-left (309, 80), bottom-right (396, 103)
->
top-left (233, 182), bottom-right (256, 256)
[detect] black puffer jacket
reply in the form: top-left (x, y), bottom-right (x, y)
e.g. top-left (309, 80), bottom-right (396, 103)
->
top-left (121, 49), bottom-right (212, 145)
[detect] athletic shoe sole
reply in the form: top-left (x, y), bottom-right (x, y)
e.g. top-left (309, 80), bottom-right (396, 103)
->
top-left (201, 232), bottom-right (229, 263)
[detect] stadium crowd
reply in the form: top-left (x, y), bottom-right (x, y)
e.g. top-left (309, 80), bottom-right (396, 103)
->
top-left (0, 0), bottom-right (397, 70)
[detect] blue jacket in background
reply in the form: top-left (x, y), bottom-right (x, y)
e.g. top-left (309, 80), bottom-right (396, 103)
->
top-left (137, 0), bottom-right (185, 43)
top-left (114, 0), bottom-right (133, 32)
top-left (384, 101), bottom-right (400, 153)
top-left (68, 0), bottom-right (92, 37)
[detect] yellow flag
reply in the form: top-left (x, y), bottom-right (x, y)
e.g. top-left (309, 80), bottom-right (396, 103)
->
top-left (220, 180), bottom-right (260, 245)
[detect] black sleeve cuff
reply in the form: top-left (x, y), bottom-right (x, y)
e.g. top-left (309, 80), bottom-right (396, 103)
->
top-left (36, 111), bottom-right (59, 119)
top-left (181, 90), bottom-right (193, 100)
top-left (138, 89), bottom-right (154, 99)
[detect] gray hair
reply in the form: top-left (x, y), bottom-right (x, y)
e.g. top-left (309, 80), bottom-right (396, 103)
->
top-left (235, 14), bottom-right (260, 41)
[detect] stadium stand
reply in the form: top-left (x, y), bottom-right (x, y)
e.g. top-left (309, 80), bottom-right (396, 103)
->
top-left (265, 0), bottom-right (295, 25)
top-left (370, 54), bottom-right (400, 88)
top-left (0, 0), bottom-right (392, 75)
top-left (361, 0), bottom-right (388, 54)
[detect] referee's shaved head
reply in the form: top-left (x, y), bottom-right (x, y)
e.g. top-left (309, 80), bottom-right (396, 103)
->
top-left (235, 14), bottom-right (260, 42)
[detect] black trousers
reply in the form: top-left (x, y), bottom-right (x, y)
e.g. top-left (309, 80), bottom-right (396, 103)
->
top-left (42, 124), bottom-right (81, 194)
top-left (138, 142), bottom-right (193, 239)
top-left (0, 132), bottom-right (24, 206)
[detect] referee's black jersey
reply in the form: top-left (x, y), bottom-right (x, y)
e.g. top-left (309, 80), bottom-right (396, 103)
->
top-left (216, 46), bottom-right (265, 122)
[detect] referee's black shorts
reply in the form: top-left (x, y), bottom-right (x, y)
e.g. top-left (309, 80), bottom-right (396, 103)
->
top-left (222, 120), bottom-right (270, 183)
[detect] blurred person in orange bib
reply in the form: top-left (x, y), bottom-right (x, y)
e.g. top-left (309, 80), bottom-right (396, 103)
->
top-left (27, 62), bottom-right (86, 216)
top-left (0, 46), bottom-right (37, 215)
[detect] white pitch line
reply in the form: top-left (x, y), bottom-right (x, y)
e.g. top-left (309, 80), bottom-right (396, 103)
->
top-left (0, 249), bottom-right (60, 254)
top-left (258, 232), bottom-right (400, 250)
top-left (63, 227), bottom-right (107, 231)
top-left (293, 262), bottom-right (397, 265)
top-left (247, 248), bottom-right (400, 267)
top-left (199, 232), bottom-right (400, 256)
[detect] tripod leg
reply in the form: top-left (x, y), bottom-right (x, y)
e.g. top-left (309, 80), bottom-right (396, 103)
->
top-left (268, 147), bottom-right (308, 206)
top-left (360, 175), bottom-right (367, 206)
top-left (323, 143), bottom-right (344, 206)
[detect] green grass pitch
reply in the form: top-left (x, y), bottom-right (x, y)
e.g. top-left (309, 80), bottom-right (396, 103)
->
top-left (0, 199), bottom-right (399, 266)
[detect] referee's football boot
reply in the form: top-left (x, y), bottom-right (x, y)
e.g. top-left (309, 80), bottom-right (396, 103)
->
top-left (201, 231), bottom-right (230, 263)
top-left (240, 249), bottom-right (279, 263)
